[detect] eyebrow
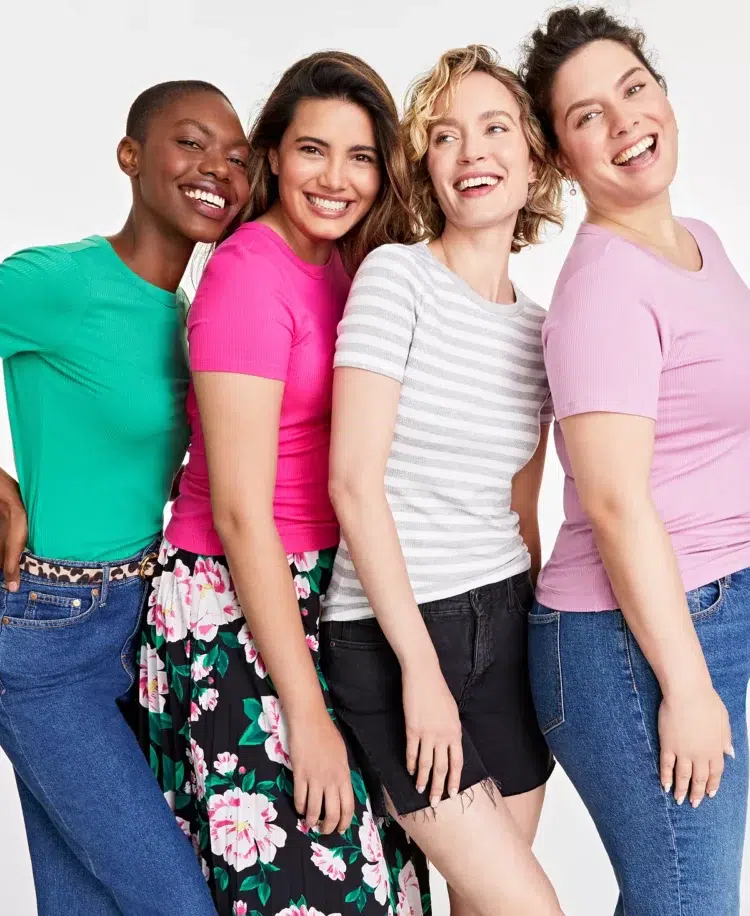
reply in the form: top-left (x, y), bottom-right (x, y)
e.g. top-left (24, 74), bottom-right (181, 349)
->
top-left (431, 109), bottom-right (516, 130)
top-left (174, 118), bottom-right (249, 150)
top-left (296, 135), bottom-right (378, 154)
top-left (563, 66), bottom-right (646, 122)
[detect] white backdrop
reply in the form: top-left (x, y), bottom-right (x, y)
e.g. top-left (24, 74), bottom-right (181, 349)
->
top-left (0, 1), bottom-right (748, 913)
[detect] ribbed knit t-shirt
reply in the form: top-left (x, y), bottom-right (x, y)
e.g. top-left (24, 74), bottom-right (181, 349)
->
top-left (321, 242), bottom-right (553, 622)
top-left (0, 236), bottom-right (190, 562)
top-left (536, 219), bottom-right (750, 611)
top-left (167, 222), bottom-right (350, 556)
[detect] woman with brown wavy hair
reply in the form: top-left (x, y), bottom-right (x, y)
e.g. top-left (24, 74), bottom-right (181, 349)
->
top-left (321, 46), bottom-right (564, 916)
top-left (137, 51), bottom-right (429, 916)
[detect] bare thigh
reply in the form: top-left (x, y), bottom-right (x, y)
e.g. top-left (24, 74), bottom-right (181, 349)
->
top-left (446, 785), bottom-right (547, 916)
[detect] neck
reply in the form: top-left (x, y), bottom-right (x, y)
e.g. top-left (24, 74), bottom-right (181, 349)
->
top-left (259, 201), bottom-right (333, 265)
top-left (107, 210), bottom-right (194, 293)
top-left (586, 189), bottom-right (678, 249)
top-left (431, 219), bottom-right (515, 303)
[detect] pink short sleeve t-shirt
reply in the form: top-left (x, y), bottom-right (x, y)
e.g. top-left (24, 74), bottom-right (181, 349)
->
top-left (536, 219), bottom-right (750, 611)
top-left (166, 222), bottom-right (351, 556)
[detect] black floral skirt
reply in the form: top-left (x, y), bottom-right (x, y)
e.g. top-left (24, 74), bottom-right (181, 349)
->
top-left (138, 539), bottom-right (430, 916)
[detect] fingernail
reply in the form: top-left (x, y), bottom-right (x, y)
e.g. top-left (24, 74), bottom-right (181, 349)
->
top-left (675, 795), bottom-right (685, 806)
top-left (729, 745), bottom-right (736, 759)
top-left (449, 788), bottom-right (458, 799)
top-left (691, 799), bottom-right (701, 809)
top-left (708, 790), bottom-right (717, 799)
top-left (662, 782), bottom-right (672, 794)
top-left (8, 582), bottom-right (17, 593)
top-left (416, 785), bottom-right (425, 794)
top-left (430, 796), bottom-right (440, 808)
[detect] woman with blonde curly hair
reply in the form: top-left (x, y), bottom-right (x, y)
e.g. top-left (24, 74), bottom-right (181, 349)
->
top-left (138, 51), bottom-right (429, 916)
top-left (320, 46), bottom-right (564, 916)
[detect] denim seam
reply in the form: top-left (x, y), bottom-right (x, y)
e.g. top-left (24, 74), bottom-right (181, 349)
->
top-left (120, 581), bottom-right (147, 691)
top-left (622, 622), bottom-right (684, 916)
top-left (0, 693), bottom-right (100, 878)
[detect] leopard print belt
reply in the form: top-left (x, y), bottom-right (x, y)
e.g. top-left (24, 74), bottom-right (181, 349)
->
top-left (19, 552), bottom-right (158, 586)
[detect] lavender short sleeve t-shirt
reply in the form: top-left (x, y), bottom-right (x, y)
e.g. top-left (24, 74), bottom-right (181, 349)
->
top-left (536, 219), bottom-right (750, 611)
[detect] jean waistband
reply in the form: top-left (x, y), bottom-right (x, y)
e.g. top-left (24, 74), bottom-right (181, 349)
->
top-left (19, 540), bottom-right (159, 586)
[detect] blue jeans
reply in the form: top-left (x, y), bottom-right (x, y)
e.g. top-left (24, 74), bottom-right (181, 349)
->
top-left (0, 543), bottom-right (216, 916)
top-left (529, 567), bottom-right (750, 915)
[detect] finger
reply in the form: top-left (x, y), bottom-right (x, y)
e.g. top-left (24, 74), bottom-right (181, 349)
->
top-left (429, 744), bottom-right (449, 808)
top-left (294, 776), bottom-right (308, 817)
top-left (320, 786), bottom-right (340, 835)
top-left (447, 740), bottom-right (464, 799)
top-left (705, 755), bottom-right (724, 799)
top-left (337, 781), bottom-right (355, 834)
top-left (660, 749), bottom-right (676, 794)
top-left (689, 763), bottom-right (710, 808)
top-left (415, 740), bottom-right (434, 795)
top-left (406, 731), bottom-right (419, 777)
top-left (305, 783), bottom-right (323, 828)
top-left (4, 512), bottom-right (27, 593)
top-left (673, 758), bottom-right (693, 806)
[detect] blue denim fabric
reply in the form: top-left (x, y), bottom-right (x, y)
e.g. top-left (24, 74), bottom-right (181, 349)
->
top-left (0, 543), bottom-right (216, 916)
top-left (529, 568), bottom-right (750, 916)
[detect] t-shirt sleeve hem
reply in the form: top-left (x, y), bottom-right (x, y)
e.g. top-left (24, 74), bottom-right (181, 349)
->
top-left (190, 358), bottom-right (287, 381)
top-left (333, 356), bottom-right (405, 384)
top-left (554, 400), bottom-right (657, 422)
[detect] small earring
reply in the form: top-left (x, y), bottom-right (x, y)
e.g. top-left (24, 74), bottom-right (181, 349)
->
top-left (569, 181), bottom-right (577, 197)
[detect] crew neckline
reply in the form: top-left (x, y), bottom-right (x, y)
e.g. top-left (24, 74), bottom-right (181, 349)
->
top-left (91, 236), bottom-right (179, 306)
top-left (247, 221), bottom-right (335, 280)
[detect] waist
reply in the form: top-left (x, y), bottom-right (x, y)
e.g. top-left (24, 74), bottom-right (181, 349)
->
top-left (18, 539), bottom-right (160, 586)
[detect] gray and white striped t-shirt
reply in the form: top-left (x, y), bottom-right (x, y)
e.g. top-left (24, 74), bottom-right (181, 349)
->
top-left (321, 242), bottom-right (553, 622)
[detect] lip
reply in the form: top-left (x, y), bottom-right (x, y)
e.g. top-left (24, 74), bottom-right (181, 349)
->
top-left (611, 133), bottom-right (658, 168)
top-left (454, 171), bottom-right (502, 187)
top-left (179, 180), bottom-right (235, 222)
top-left (304, 191), bottom-right (355, 219)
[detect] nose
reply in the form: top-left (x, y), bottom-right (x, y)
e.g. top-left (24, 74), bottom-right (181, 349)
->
top-left (318, 155), bottom-right (347, 192)
top-left (610, 103), bottom-right (640, 138)
top-left (198, 148), bottom-right (230, 182)
top-left (458, 134), bottom-right (487, 165)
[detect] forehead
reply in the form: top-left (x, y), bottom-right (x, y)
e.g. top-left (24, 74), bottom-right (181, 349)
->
top-left (152, 92), bottom-right (245, 142)
top-left (552, 40), bottom-right (644, 112)
top-left (435, 70), bottom-right (521, 121)
top-left (287, 97), bottom-right (377, 143)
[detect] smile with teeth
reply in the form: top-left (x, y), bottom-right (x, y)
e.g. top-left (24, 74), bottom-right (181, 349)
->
top-left (183, 188), bottom-right (227, 209)
top-left (306, 194), bottom-right (350, 212)
top-left (456, 175), bottom-right (500, 191)
top-left (613, 135), bottom-right (656, 165)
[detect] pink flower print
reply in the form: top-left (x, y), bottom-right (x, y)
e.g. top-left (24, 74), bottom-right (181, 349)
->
top-left (274, 906), bottom-right (339, 916)
top-left (359, 803), bottom-right (389, 905)
top-left (397, 862), bottom-right (423, 915)
top-left (238, 624), bottom-right (267, 678)
top-left (207, 788), bottom-right (286, 872)
top-left (305, 633), bottom-right (319, 653)
top-left (191, 654), bottom-right (213, 681)
top-left (293, 574), bottom-right (311, 601)
top-left (290, 551), bottom-right (319, 572)
top-left (233, 903), bottom-right (248, 916)
top-left (190, 702), bottom-right (202, 722)
top-left (158, 539), bottom-right (179, 565)
top-left (198, 687), bottom-right (219, 712)
top-left (258, 696), bottom-right (292, 769)
top-left (188, 739), bottom-right (208, 800)
top-left (176, 817), bottom-right (192, 839)
top-left (147, 562), bottom-right (191, 643)
top-left (296, 818), bottom-right (319, 836)
top-left (190, 557), bottom-right (242, 643)
top-left (138, 645), bottom-right (168, 713)
top-left (214, 752), bottom-right (239, 776)
top-left (311, 842), bottom-right (347, 881)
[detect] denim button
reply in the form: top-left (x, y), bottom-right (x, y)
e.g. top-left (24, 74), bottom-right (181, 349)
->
top-left (29, 592), bottom-right (37, 600)
top-left (1, 617), bottom-right (8, 625)
top-left (72, 599), bottom-right (81, 608)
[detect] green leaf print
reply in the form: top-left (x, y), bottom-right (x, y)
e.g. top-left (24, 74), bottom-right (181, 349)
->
top-left (149, 746), bottom-right (159, 778)
top-left (345, 889), bottom-right (360, 904)
top-left (213, 867), bottom-right (229, 892)
top-left (243, 697), bottom-right (263, 719)
top-left (351, 771), bottom-right (368, 805)
top-left (307, 566), bottom-right (322, 594)
top-left (163, 757), bottom-right (176, 792)
top-left (172, 672), bottom-right (184, 704)
top-left (205, 774), bottom-right (233, 791)
top-left (239, 721), bottom-right (267, 746)
top-left (204, 644), bottom-right (220, 669)
top-left (348, 850), bottom-right (359, 865)
top-left (148, 712), bottom-right (172, 746)
top-left (215, 649), bottom-right (230, 679)
top-left (242, 770), bottom-right (256, 792)
top-left (258, 883), bottom-right (271, 906)
top-left (318, 549), bottom-right (335, 570)
top-left (174, 793), bottom-right (191, 811)
top-left (422, 893), bottom-right (433, 913)
top-left (255, 780), bottom-right (276, 794)
top-left (175, 761), bottom-right (185, 791)
top-left (240, 874), bottom-right (262, 892)
top-left (219, 631), bottom-right (241, 649)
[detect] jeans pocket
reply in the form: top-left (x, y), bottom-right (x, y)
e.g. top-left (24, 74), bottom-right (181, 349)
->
top-left (686, 578), bottom-right (727, 623)
top-left (4, 584), bottom-right (100, 628)
top-left (528, 605), bottom-right (565, 735)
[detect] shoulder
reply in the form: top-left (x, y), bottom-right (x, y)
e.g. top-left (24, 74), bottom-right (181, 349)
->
top-left (199, 223), bottom-right (287, 293)
top-left (356, 243), bottom-right (425, 282)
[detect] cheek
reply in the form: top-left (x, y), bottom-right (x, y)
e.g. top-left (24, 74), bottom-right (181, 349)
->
top-left (278, 157), bottom-right (319, 199)
top-left (352, 168), bottom-right (381, 205)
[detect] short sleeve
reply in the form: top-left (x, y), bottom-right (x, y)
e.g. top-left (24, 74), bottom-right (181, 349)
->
top-left (334, 245), bottom-right (419, 383)
top-left (543, 263), bottom-right (666, 422)
top-left (0, 246), bottom-right (82, 358)
top-left (188, 235), bottom-right (293, 380)
top-left (540, 393), bottom-right (554, 425)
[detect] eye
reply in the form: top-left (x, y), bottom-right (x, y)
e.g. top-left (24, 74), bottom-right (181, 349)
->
top-left (488, 123), bottom-right (509, 134)
top-left (178, 139), bottom-right (202, 150)
top-left (576, 110), bottom-right (599, 128)
top-left (300, 145), bottom-right (323, 156)
top-left (626, 82), bottom-right (646, 97)
top-left (228, 156), bottom-right (247, 168)
top-left (353, 153), bottom-right (376, 164)
top-left (434, 133), bottom-right (455, 145)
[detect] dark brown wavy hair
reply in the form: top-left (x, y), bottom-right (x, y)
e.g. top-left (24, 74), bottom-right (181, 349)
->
top-left (229, 51), bottom-right (420, 273)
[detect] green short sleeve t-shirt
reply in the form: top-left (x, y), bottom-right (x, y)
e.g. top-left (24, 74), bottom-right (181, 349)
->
top-left (0, 236), bottom-right (190, 562)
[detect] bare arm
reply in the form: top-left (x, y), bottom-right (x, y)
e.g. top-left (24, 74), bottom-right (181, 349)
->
top-left (329, 367), bottom-right (463, 806)
top-left (194, 371), bottom-right (354, 833)
top-left (0, 467), bottom-right (26, 591)
top-left (561, 412), bottom-right (732, 805)
top-left (510, 423), bottom-right (549, 587)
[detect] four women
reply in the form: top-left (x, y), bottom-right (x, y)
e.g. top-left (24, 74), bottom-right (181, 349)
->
top-left (0, 6), bottom-right (747, 916)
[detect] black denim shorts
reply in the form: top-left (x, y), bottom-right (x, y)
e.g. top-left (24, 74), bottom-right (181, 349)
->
top-left (320, 571), bottom-right (554, 816)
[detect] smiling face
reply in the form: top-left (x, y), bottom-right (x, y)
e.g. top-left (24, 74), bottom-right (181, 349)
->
top-left (550, 39), bottom-right (677, 211)
top-left (124, 91), bottom-right (251, 243)
top-left (426, 70), bottom-right (535, 234)
top-left (268, 98), bottom-right (382, 246)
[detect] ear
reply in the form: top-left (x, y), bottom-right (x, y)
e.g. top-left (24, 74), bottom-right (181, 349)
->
top-left (527, 157), bottom-right (538, 185)
top-left (554, 149), bottom-right (574, 183)
top-left (268, 148), bottom-right (280, 176)
top-left (117, 136), bottom-right (141, 178)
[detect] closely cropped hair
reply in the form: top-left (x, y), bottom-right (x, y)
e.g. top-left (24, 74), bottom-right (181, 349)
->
top-left (126, 80), bottom-right (229, 143)
top-left (402, 45), bottom-right (562, 253)
top-left (520, 6), bottom-right (667, 152)
top-left (235, 51), bottom-right (420, 273)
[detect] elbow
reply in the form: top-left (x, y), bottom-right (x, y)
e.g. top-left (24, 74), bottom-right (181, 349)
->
top-left (579, 487), bottom-right (651, 532)
top-left (212, 501), bottom-right (273, 548)
top-left (328, 469), bottom-right (378, 519)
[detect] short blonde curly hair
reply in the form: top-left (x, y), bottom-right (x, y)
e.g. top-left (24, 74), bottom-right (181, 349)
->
top-left (402, 45), bottom-right (562, 252)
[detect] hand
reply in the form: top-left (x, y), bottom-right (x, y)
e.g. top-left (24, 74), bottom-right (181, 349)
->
top-left (402, 660), bottom-right (463, 808)
top-left (289, 708), bottom-right (355, 835)
top-left (0, 469), bottom-right (27, 592)
top-left (658, 683), bottom-right (733, 807)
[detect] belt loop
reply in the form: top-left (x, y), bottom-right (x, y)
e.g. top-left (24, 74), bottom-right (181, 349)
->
top-left (100, 565), bottom-right (111, 606)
